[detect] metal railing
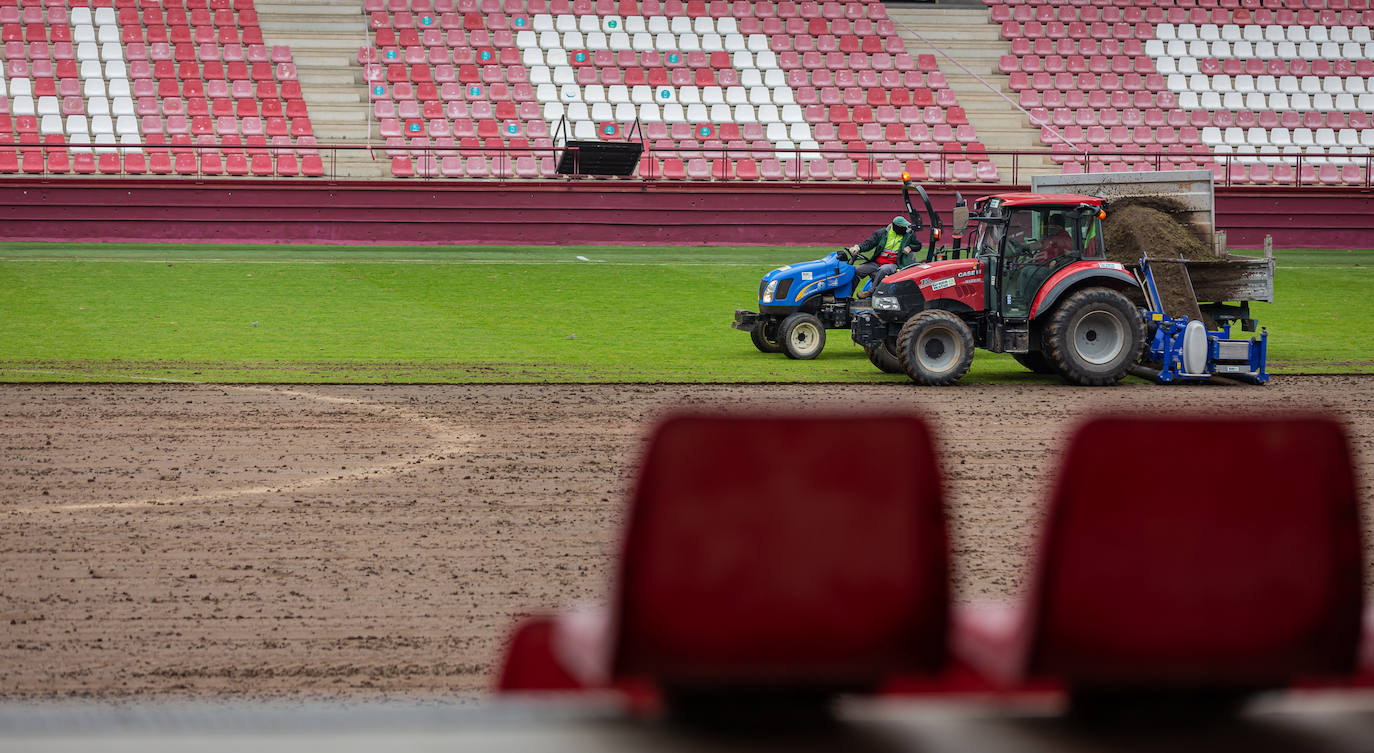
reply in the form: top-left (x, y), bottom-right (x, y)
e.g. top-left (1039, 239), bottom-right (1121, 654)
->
top-left (1, 141), bottom-right (1371, 189)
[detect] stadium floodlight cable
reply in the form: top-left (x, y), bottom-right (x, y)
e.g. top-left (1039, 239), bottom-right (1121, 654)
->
top-left (888, 15), bottom-right (1086, 156)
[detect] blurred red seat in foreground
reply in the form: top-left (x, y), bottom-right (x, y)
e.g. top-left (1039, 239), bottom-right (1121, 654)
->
top-left (497, 412), bottom-right (950, 704)
top-left (954, 414), bottom-right (1363, 708)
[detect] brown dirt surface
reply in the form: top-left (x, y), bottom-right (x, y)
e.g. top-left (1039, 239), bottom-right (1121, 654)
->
top-left (1104, 196), bottom-right (1213, 264)
top-left (3, 379), bottom-right (1373, 702)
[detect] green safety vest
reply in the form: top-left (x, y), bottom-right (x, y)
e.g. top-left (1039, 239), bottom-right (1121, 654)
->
top-left (877, 227), bottom-right (907, 263)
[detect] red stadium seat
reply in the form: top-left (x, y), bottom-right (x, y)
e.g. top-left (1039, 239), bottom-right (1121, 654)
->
top-left (733, 158), bottom-right (758, 180)
top-left (246, 152), bottom-right (272, 176)
top-left (71, 152), bottom-right (96, 175)
top-left (124, 151), bottom-right (147, 175)
top-left (97, 152), bottom-right (122, 175)
top-left (147, 150), bottom-right (173, 175)
top-left (498, 412), bottom-right (950, 699)
top-left (390, 155), bottom-right (414, 177)
top-left (224, 152), bottom-right (249, 176)
top-left (170, 151), bottom-right (196, 175)
top-left (276, 153), bottom-right (299, 177)
top-left (758, 158), bottom-right (783, 180)
top-left (42, 147), bottom-right (68, 174)
top-left (954, 415), bottom-right (1363, 703)
top-left (660, 158), bottom-right (686, 179)
top-left (464, 156), bottom-right (489, 178)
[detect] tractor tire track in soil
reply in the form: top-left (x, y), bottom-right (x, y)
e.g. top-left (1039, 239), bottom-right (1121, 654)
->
top-left (2, 378), bottom-right (1372, 701)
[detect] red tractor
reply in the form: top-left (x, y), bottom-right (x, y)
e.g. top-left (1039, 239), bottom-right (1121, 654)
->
top-left (850, 188), bottom-right (1144, 386)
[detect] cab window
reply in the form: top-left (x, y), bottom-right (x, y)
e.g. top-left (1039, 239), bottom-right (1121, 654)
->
top-left (999, 208), bottom-right (1081, 318)
top-left (972, 219), bottom-right (1004, 255)
top-left (1005, 209), bottom-right (1078, 260)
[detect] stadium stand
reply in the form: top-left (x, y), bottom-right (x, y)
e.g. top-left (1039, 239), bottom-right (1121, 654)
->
top-left (0, 0), bottom-right (321, 177)
top-left (360, 0), bottom-right (996, 181)
top-left (987, 0), bottom-right (1374, 185)
top-left (1, 0), bottom-right (1370, 184)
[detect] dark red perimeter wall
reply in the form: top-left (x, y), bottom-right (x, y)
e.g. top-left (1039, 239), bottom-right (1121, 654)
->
top-left (0, 179), bottom-right (1369, 250)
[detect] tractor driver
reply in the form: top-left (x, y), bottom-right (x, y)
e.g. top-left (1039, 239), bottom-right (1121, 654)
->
top-left (847, 215), bottom-right (919, 299)
top-left (1032, 213), bottom-right (1074, 263)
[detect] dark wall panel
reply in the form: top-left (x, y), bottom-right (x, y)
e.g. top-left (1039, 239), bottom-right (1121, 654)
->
top-left (0, 180), bottom-right (1368, 249)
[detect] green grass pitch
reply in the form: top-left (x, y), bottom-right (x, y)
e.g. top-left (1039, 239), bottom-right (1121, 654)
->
top-left (0, 243), bottom-right (1369, 383)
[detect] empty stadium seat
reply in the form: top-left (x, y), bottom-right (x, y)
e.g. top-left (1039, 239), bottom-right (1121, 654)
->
top-left (954, 414), bottom-right (1363, 703)
top-left (498, 412), bottom-right (950, 699)
top-left (369, 0), bottom-right (976, 180)
top-left (0, 2), bottom-right (316, 178)
top-left (992, 1), bottom-right (1374, 184)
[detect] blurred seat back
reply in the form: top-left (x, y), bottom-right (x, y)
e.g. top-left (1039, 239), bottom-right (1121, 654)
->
top-left (611, 412), bottom-right (949, 693)
top-left (496, 615), bottom-right (587, 692)
top-left (1025, 415), bottom-right (1362, 689)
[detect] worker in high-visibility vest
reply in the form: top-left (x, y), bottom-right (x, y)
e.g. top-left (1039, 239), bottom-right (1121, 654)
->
top-left (846, 216), bottom-right (919, 299)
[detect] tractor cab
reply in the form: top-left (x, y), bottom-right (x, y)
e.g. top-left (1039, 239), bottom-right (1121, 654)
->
top-left (962, 194), bottom-right (1108, 323)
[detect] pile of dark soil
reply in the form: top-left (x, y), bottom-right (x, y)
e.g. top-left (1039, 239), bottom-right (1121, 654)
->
top-left (1144, 259), bottom-right (1209, 325)
top-left (1103, 196), bottom-right (1213, 264)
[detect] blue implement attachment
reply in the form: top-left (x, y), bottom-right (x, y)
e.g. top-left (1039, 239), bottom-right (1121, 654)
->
top-left (1137, 257), bottom-right (1269, 384)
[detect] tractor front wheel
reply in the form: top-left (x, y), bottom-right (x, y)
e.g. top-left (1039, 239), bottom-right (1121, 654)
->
top-left (750, 318), bottom-right (783, 353)
top-left (1044, 288), bottom-right (1144, 386)
top-left (866, 339), bottom-right (903, 374)
top-left (896, 310), bottom-right (974, 385)
top-left (780, 312), bottom-right (826, 360)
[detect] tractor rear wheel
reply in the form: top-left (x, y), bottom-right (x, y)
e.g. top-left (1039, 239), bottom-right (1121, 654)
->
top-left (896, 310), bottom-right (974, 385)
top-left (780, 312), bottom-right (826, 360)
top-left (865, 340), bottom-right (903, 373)
top-left (1044, 288), bottom-right (1144, 386)
top-left (750, 318), bottom-right (782, 353)
top-left (1012, 351), bottom-right (1056, 374)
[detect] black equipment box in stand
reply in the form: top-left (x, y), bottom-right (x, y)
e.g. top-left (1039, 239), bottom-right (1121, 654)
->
top-left (556, 140), bottom-right (644, 176)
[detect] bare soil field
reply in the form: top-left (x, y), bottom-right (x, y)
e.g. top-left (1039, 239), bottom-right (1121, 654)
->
top-left (2, 378), bottom-right (1372, 702)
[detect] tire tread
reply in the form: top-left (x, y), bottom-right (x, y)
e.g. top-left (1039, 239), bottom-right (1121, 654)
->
top-left (896, 309), bottom-right (975, 386)
top-left (1043, 288), bottom-right (1144, 386)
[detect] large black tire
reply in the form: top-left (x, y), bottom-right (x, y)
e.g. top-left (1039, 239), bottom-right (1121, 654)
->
top-left (1043, 288), bottom-right (1145, 386)
top-left (1012, 351), bottom-right (1056, 374)
top-left (896, 309), bottom-right (975, 385)
top-left (749, 318), bottom-right (782, 353)
top-left (780, 312), bottom-right (826, 360)
top-left (866, 340), bottom-right (903, 373)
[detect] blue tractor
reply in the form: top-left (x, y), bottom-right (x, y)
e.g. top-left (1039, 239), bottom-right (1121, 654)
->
top-left (731, 249), bottom-right (866, 360)
top-left (732, 181), bottom-right (946, 363)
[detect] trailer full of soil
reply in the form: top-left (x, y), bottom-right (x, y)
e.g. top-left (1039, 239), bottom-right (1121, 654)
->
top-left (1032, 170), bottom-right (1275, 325)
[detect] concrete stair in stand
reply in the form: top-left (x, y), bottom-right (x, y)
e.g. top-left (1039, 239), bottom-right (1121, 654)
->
top-left (256, 0), bottom-right (386, 178)
top-left (887, 4), bottom-right (1059, 184)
